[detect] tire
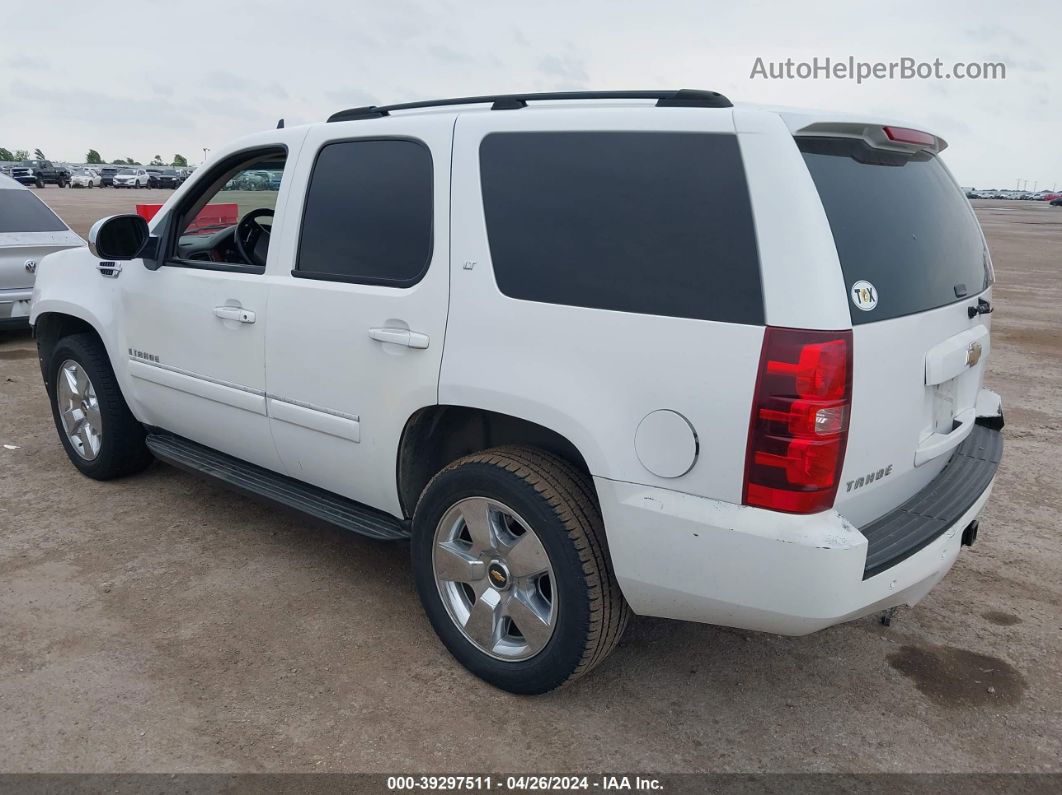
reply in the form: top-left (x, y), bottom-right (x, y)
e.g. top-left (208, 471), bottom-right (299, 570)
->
top-left (35, 177), bottom-right (44, 188)
top-left (46, 333), bottom-right (153, 480)
top-left (411, 447), bottom-right (629, 694)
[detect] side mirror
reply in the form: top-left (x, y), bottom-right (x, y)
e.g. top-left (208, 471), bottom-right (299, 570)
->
top-left (88, 214), bottom-right (150, 260)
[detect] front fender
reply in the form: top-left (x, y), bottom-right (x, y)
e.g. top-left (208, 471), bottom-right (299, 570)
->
top-left (30, 247), bottom-right (140, 414)
top-left (30, 248), bottom-right (115, 335)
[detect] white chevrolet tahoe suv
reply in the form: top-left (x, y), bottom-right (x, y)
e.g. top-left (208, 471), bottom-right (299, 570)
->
top-left (30, 90), bottom-right (1004, 694)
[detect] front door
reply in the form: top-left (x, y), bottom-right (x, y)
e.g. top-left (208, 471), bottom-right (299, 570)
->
top-left (119, 141), bottom-right (300, 472)
top-left (263, 115), bottom-right (453, 516)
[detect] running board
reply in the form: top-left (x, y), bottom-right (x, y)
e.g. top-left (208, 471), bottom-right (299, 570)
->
top-left (145, 433), bottom-right (410, 542)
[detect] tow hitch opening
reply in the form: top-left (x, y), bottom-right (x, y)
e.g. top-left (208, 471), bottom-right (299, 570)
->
top-left (961, 520), bottom-right (979, 547)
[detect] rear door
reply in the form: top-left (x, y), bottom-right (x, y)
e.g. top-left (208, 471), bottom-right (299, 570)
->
top-left (263, 114), bottom-right (452, 517)
top-left (797, 134), bottom-right (994, 526)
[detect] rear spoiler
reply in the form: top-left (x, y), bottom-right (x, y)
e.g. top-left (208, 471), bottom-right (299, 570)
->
top-left (794, 121), bottom-right (947, 155)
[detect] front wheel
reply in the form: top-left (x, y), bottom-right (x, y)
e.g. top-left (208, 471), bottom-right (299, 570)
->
top-left (46, 333), bottom-right (153, 480)
top-left (411, 447), bottom-right (629, 694)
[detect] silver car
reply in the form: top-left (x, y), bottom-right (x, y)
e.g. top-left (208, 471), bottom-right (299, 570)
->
top-left (0, 174), bottom-right (83, 328)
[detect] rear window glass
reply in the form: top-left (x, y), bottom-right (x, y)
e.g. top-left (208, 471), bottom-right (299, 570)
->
top-left (799, 137), bottom-right (989, 324)
top-left (479, 132), bottom-right (763, 324)
top-left (0, 190), bottom-right (67, 233)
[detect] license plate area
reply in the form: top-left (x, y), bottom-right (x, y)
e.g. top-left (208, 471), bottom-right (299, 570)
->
top-left (931, 378), bottom-right (958, 434)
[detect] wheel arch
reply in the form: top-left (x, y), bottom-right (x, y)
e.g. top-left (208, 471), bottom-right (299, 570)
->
top-left (396, 405), bottom-right (595, 520)
top-left (34, 310), bottom-right (106, 391)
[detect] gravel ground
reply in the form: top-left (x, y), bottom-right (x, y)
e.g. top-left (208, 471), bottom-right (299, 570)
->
top-left (0, 194), bottom-right (1059, 773)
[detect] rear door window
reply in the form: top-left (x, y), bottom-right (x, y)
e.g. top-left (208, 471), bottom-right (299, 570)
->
top-left (479, 131), bottom-right (763, 324)
top-left (0, 190), bottom-right (67, 233)
top-left (295, 139), bottom-right (434, 286)
top-left (799, 137), bottom-right (990, 324)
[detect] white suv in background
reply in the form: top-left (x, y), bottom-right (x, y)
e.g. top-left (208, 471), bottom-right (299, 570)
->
top-left (112, 167), bottom-right (148, 188)
top-left (29, 90), bottom-right (1003, 693)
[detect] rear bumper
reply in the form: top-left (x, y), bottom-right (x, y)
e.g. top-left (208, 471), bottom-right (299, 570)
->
top-left (596, 425), bottom-right (1002, 635)
top-left (0, 289), bottom-right (33, 327)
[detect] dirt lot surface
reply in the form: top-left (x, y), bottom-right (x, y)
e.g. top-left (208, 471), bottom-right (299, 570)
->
top-left (1, 194), bottom-right (1059, 773)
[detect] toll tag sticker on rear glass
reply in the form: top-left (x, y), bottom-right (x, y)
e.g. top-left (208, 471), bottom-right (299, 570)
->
top-left (851, 280), bottom-right (878, 311)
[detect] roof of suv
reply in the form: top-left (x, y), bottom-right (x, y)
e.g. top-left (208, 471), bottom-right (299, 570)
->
top-left (327, 89), bottom-right (734, 122)
top-left (320, 88), bottom-right (945, 153)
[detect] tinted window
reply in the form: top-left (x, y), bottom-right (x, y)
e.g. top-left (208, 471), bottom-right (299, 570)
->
top-left (478, 132), bottom-right (762, 324)
top-left (799, 137), bottom-right (989, 324)
top-left (296, 139), bottom-right (433, 285)
top-left (0, 190), bottom-right (68, 233)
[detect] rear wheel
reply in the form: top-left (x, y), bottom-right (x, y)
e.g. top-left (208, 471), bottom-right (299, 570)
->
top-left (47, 333), bottom-right (152, 480)
top-left (411, 447), bottom-right (629, 694)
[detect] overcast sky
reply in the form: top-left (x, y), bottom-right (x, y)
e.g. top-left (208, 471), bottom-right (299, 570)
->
top-left (3, 0), bottom-right (1058, 189)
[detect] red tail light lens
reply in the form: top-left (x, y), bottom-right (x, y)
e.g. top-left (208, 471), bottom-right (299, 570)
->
top-left (883, 126), bottom-right (936, 147)
top-left (743, 327), bottom-right (853, 514)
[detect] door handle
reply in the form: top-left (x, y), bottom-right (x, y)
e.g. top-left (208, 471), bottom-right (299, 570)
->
top-left (214, 306), bottom-right (256, 324)
top-left (368, 327), bottom-right (429, 349)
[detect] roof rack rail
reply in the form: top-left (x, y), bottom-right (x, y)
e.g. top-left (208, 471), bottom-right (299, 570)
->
top-left (327, 89), bottom-right (732, 123)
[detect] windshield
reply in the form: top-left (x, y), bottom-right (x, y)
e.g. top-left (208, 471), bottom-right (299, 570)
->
top-left (117, 168), bottom-right (135, 175)
top-left (799, 137), bottom-right (990, 324)
top-left (22, 160), bottom-right (44, 167)
top-left (0, 190), bottom-right (68, 233)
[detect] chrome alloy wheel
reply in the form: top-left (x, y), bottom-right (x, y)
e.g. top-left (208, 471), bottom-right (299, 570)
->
top-left (56, 359), bottom-right (102, 460)
top-left (432, 497), bottom-right (557, 661)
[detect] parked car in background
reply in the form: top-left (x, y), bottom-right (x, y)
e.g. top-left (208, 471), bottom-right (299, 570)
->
top-left (10, 160), bottom-right (71, 188)
top-left (99, 166), bottom-right (118, 187)
top-left (1051, 197), bottom-right (1062, 207)
top-left (1, 174), bottom-right (83, 328)
top-left (146, 167), bottom-right (179, 189)
top-left (70, 168), bottom-right (102, 189)
top-left (113, 167), bottom-right (148, 188)
top-left (234, 170), bottom-right (270, 190)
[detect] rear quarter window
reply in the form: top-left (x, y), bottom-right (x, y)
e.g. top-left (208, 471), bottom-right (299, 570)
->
top-left (479, 131), bottom-right (763, 324)
top-left (0, 190), bottom-right (68, 233)
top-left (799, 137), bottom-right (990, 324)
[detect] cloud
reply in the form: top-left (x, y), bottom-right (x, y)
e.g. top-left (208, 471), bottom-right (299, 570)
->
top-left (10, 81), bottom-right (194, 132)
top-left (538, 54), bottom-right (589, 86)
top-left (6, 54), bottom-right (50, 70)
top-left (427, 44), bottom-right (474, 65)
top-left (323, 87), bottom-right (380, 107)
top-left (965, 25), bottom-right (1029, 48)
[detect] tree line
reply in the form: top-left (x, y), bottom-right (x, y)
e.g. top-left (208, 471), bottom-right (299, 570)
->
top-left (0, 147), bottom-right (188, 167)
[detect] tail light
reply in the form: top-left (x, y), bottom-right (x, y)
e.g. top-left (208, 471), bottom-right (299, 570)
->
top-left (883, 126), bottom-right (937, 147)
top-left (743, 327), bottom-right (853, 514)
